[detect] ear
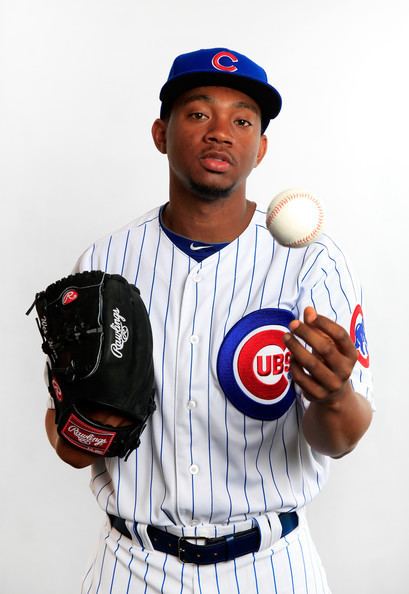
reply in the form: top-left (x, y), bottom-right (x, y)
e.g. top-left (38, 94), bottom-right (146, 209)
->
top-left (254, 134), bottom-right (268, 168)
top-left (151, 118), bottom-right (168, 154)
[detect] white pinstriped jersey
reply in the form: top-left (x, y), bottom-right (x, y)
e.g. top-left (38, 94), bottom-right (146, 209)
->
top-left (74, 205), bottom-right (373, 534)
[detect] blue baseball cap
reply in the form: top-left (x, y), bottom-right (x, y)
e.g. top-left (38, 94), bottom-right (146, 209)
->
top-left (159, 48), bottom-right (282, 132)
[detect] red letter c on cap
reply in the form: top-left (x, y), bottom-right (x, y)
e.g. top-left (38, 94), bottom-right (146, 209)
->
top-left (212, 51), bottom-right (238, 72)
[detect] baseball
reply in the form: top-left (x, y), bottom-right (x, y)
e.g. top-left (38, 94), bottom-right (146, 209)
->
top-left (266, 188), bottom-right (325, 247)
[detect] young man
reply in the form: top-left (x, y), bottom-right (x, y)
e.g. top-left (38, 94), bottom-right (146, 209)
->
top-left (45, 48), bottom-right (373, 593)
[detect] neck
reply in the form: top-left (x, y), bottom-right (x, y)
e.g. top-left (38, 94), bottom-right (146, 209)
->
top-left (162, 194), bottom-right (256, 243)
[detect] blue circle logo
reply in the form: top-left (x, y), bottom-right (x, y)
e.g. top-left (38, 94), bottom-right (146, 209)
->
top-left (217, 309), bottom-right (296, 420)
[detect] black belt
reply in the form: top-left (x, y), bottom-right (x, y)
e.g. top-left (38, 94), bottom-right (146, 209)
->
top-left (108, 512), bottom-right (298, 565)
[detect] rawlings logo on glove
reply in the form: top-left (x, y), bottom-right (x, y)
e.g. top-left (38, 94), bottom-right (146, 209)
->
top-left (28, 271), bottom-right (156, 459)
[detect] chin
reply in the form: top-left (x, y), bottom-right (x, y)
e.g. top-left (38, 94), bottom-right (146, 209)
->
top-left (189, 179), bottom-right (234, 201)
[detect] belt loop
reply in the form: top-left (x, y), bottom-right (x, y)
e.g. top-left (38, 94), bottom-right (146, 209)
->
top-left (136, 523), bottom-right (155, 550)
top-left (253, 513), bottom-right (284, 551)
top-left (224, 534), bottom-right (236, 562)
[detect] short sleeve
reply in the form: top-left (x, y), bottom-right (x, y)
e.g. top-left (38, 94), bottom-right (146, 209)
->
top-left (295, 236), bottom-right (374, 410)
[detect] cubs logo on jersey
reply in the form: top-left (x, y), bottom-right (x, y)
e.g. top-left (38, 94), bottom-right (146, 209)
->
top-left (217, 309), bottom-right (296, 420)
top-left (350, 304), bottom-right (370, 368)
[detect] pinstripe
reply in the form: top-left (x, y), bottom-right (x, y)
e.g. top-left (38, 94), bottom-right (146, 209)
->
top-left (298, 535), bottom-right (309, 594)
top-left (295, 404), bottom-right (308, 506)
top-left (95, 537), bottom-right (109, 594)
top-left (302, 530), bottom-right (320, 594)
top-left (149, 430), bottom-right (155, 525)
top-left (105, 490), bottom-right (114, 513)
top-left (90, 243), bottom-right (96, 270)
top-left (120, 229), bottom-right (131, 275)
top-left (104, 236), bottom-right (113, 272)
top-left (132, 451), bottom-right (139, 524)
top-left (207, 251), bottom-right (221, 522)
top-left (259, 240), bottom-right (275, 308)
top-left (277, 248), bottom-right (291, 308)
top-left (147, 230), bottom-right (162, 315)
top-left (134, 223), bottom-right (147, 285)
top-left (159, 244), bottom-right (175, 518)
top-left (82, 562), bottom-right (94, 594)
top-left (143, 552), bottom-right (150, 594)
top-left (296, 245), bottom-right (311, 293)
top-left (196, 565), bottom-right (204, 594)
top-left (310, 288), bottom-right (317, 311)
top-left (147, 228), bottom-right (162, 525)
top-left (224, 396), bottom-right (233, 521)
top-left (255, 422), bottom-right (267, 512)
top-left (233, 556), bottom-right (241, 594)
top-left (242, 416), bottom-right (251, 515)
top-left (284, 538), bottom-right (296, 594)
top-left (251, 553), bottom-right (260, 594)
top-left (298, 249), bottom-right (324, 287)
top-left (125, 546), bottom-right (135, 594)
top-left (116, 458), bottom-right (121, 517)
top-left (322, 270), bottom-right (337, 321)
top-left (95, 478), bottom-right (112, 501)
top-left (242, 225), bottom-right (258, 316)
top-left (315, 241), bottom-right (352, 314)
top-left (179, 562), bottom-right (185, 594)
top-left (223, 238), bottom-right (239, 337)
top-left (108, 534), bottom-right (122, 594)
top-left (268, 420), bottom-right (284, 508)
top-left (324, 235), bottom-right (358, 303)
top-left (161, 555), bottom-right (169, 593)
top-left (269, 552), bottom-right (279, 594)
top-left (92, 469), bottom-right (109, 484)
top-left (281, 410), bottom-right (298, 510)
top-left (214, 563), bottom-right (221, 594)
top-left (188, 265), bottom-right (201, 520)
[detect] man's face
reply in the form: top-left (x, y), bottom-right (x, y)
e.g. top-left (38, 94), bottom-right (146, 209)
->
top-left (153, 86), bottom-right (267, 201)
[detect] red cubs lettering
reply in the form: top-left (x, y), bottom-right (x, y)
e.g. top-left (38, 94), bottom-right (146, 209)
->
top-left (256, 352), bottom-right (291, 377)
top-left (212, 51), bottom-right (238, 72)
top-left (62, 289), bottom-right (78, 305)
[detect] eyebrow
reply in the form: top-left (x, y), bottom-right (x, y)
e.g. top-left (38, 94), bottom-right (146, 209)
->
top-left (181, 94), bottom-right (260, 115)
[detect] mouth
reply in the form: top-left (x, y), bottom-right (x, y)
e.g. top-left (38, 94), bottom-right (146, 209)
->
top-left (199, 151), bottom-right (234, 173)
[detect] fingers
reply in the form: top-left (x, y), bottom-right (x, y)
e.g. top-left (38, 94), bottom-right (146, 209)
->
top-left (283, 307), bottom-right (357, 402)
top-left (288, 308), bottom-right (357, 372)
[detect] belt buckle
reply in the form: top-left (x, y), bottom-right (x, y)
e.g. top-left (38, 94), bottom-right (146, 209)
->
top-left (177, 536), bottom-right (208, 563)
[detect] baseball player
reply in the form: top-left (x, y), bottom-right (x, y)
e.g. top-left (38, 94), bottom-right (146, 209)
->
top-left (43, 48), bottom-right (374, 593)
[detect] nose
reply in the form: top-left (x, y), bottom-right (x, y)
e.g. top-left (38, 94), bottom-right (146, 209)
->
top-left (204, 116), bottom-right (233, 145)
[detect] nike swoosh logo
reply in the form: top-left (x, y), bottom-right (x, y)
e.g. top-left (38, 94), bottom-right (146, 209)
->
top-left (190, 242), bottom-right (212, 251)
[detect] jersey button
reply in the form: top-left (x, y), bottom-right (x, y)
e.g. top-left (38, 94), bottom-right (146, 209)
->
top-left (189, 464), bottom-right (199, 475)
top-left (189, 335), bottom-right (199, 344)
top-left (192, 273), bottom-right (202, 283)
top-left (187, 400), bottom-right (197, 410)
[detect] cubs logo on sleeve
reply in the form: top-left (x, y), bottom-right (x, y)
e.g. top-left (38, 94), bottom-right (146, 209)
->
top-left (350, 304), bottom-right (370, 368)
top-left (217, 309), bottom-right (296, 420)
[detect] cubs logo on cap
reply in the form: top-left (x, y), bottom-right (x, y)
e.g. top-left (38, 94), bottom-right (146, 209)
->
top-left (217, 309), bottom-right (296, 420)
top-left (211, 51), bottom-right (238, 72)
top-left (350, 304), bottom-right (370, 368)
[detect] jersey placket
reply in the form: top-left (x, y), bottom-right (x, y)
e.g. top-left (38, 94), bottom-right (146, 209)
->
top-left (174, 262), bottom-right (212, 527)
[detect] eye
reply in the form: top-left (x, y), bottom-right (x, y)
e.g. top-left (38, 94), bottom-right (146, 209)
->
top-left (235, 118), bottom-right (252, 127)
top-left (189, 112), bottom-right (208, 120)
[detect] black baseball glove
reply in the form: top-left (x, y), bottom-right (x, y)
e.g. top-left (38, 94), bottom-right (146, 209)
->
top-left (28, 271), bottom-right (155, 459)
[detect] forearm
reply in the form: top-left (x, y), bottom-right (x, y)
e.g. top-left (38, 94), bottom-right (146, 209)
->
top-left (302, 385), bottom-right (373, 458)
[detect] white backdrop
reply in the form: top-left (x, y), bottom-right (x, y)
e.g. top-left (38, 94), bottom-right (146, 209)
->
top-left (1, 1), bottom-right (408, 593)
